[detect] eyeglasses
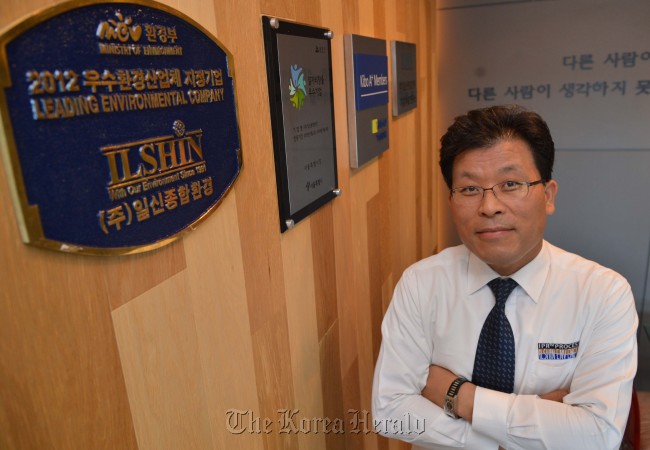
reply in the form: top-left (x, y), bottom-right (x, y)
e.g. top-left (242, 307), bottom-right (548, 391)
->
top-left (450, 179), bottom-right (546, 206)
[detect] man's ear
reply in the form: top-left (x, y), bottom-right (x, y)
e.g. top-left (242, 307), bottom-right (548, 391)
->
top-left (544, 180), bottom-right (558, 216)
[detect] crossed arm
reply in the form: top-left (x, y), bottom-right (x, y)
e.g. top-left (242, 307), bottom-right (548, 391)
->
top-left (421, 364), bottom-right (568, 422)
top-left (372, 272), bottom-right (638, 450)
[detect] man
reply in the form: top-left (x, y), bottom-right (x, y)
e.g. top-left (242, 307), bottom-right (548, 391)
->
top-left (372, 105), bottom-right (638, 449)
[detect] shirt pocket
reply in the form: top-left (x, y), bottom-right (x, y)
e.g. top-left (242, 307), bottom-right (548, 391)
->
top-left (527, 353), bottom-right (579, 394)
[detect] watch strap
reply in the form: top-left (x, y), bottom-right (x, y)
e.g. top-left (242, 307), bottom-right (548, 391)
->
top-left (447, 376), bottom-right (468, 398)
top-left (444, 376), bottom-right (468, 419)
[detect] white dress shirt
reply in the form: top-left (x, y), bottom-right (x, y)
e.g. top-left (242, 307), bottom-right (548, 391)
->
top-left (372, 241), bottom-right (638, 450)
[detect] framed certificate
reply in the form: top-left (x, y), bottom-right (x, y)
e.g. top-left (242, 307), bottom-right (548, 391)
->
top-left (262, 16), bottom-right (339, 232)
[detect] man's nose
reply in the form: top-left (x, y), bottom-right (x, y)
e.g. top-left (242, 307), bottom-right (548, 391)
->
top-left (478, 188), bottom-right (504, 216)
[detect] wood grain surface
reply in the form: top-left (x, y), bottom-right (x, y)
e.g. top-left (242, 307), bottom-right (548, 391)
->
top-left (0, 0), bottom-right (436, 448)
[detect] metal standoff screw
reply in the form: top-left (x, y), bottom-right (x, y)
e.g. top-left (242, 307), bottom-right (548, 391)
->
top-left (333, 188), bottom-right (342, 196)
top-left (285, 219), bottom-right (295, 229)
top-left (324, 30), bottom-right (333, 39)
top-left (270, 18), bottom-right (280, 29)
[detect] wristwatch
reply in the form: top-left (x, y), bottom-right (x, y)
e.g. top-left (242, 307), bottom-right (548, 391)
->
top-left (443, 376), bottom-right (468, 419)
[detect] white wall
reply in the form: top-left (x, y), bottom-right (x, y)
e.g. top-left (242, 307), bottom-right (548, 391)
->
top-left (436, 0), bottom-right (650, 386)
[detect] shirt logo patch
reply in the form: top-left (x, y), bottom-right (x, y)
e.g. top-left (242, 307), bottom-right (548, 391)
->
top-left (538, 341), bottom-right (579, 360)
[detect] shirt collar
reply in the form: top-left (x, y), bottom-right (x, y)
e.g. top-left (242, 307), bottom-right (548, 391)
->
top-left (467, 240), bottom-right (550, 303)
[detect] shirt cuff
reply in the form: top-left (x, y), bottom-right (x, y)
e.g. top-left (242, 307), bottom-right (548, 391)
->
top-left (472, 386), bottom-right (515, 444)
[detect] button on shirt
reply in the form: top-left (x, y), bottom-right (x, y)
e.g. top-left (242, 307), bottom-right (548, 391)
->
top-left (372, 241), bottom-right (638, 450)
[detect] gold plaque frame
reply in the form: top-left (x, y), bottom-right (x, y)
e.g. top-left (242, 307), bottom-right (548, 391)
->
top-left (0, 0), bottom-right (243, 255)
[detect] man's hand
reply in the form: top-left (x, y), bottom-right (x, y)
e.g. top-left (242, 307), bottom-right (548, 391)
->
top-left (421, 365), bottom-right (476, 422)
top-left (421, 365), bottom-right (457, 407)
top-left (540, 389), bottom-right (569, 402)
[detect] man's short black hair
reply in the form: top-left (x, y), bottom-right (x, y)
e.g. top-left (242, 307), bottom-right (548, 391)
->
top-left (439, 105), bottom-right (555, 189)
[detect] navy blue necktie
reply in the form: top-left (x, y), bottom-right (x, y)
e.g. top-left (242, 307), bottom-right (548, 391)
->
top-left (472, 277), bottom-right (518, 393)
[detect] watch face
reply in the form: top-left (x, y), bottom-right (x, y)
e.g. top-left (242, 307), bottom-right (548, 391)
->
top-left (444, 398), bottom-right (454, 413)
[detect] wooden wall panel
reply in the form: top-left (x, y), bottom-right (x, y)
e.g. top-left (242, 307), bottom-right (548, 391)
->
top-left (349, 164), bottom-right (382, 450)
top-left (319, 321), bottom-right (346, 450)
top-left (357, 0), bottom-right (376, 35)
top-left (421, 0), bottom-right (437, 258)
top-left (0, 1), bottom-right (437, 449)
top-left (367, 193), bottom-right (385, 363)
top-left (0, 248), bottom-right (138, 450)
top-left (310, 205), bottom-right (338, 341)
top-left (104, 241), bottom-right (186, 311)
top-left (112, 273), bottom-right (213, 450)
top-left (0, 160), bottom-right (138, 447)
top-left (281, 218), bottom-right (327, 450)
top-left (213, 3), bottom-right (300, 450)
top-left (183, 193), bottom-right (264, 450)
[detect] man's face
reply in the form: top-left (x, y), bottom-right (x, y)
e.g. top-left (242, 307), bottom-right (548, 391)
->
top-left (449, 138), bottom-right (558, 276)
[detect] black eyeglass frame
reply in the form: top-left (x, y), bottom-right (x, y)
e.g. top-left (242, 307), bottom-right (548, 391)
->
top-left (449, 179), bottom-right (547, 201)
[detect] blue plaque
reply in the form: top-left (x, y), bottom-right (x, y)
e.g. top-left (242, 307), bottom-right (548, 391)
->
top-left (0, 0), bottom-right (242, 255)
top-left (353, 54), bottom-right (389, 111)
top-left (344, 34), bottom-right (389, 168)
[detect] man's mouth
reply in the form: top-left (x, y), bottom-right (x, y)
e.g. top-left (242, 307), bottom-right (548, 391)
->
top-left (476, 227), bottom-right (514, 239)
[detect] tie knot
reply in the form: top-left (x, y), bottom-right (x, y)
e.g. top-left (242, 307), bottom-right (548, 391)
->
top-left (487, 277), bottom-right (518, 306)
